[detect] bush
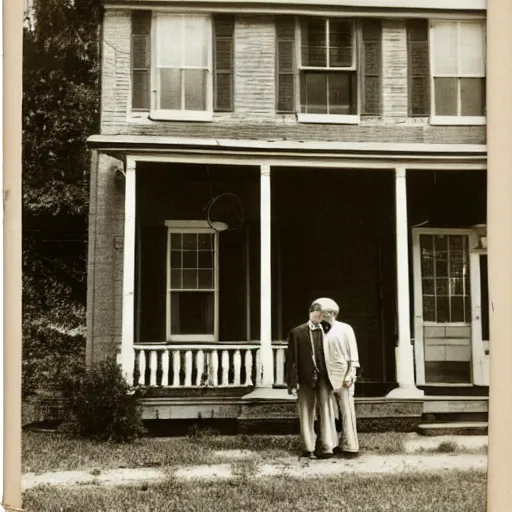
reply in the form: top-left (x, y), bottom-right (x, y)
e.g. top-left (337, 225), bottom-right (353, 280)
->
top-left (60, 356), bottom-right (147, 442)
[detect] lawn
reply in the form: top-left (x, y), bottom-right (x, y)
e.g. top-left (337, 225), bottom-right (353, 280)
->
top-left (22, 470), bottom-right (487, 512)
top-left (22, 430), bottom-right (408, 474)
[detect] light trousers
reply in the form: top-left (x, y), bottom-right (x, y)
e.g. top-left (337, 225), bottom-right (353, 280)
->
top-left (334, 384), bottom-right (359, 453)
top-left (297, 375), bottom-right (338, 454)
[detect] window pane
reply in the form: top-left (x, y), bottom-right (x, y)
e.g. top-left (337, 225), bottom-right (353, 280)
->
top-left (432, 22), bottom-right (458, 75)
top-left (171, 234), bottom-right (182, 250)
top-left (171, 292), bottom-right (214, 335)
top-left (183, 269), bottom-right (198, 289)
top-left (182, 250), bottom-right (197, 269)
top-left (198, 270), bottom-right (213, 289)
top-left (157, 17), bottom-right (182, 67)
top-left (437, 297), bottom-right (450, 323)
top-left (170, 250), bottom-right (182, 269)
top-left (198, 234), bottom-right (213, 250)
top-left (460, 22), bottom-right (485, 76)
top-left (184, 69), bottom-right (207, 111)
top-left (198, 251), bottom-right (213, 269)
top-left (461, 78), bottom-right (485, 116)
top-left (159, 68), bottom-right (181, 110)
top-left (450, 278), bottom-right (464, 296)
top-left (329, 20), bottom-right (353, 67)
top-left (435, 235), bottom-right (448, 251)
top-left (328, 72), bottom-right (356, 114)
top-left (183, 234), bottom-right (198, 250)
top-left (423, 296), bottom-right (435, 322)
top-left (434, 77), bottom-right (458, 116)
top-left (422, 279), bottom-right (435, 295)
top-left (301, 19), bottom-right (326, 67)
top-left (436, 278), bottom-right (449, 296)
top-left (171, 269), bottom-right (182, 289)
top-left (300, 72), bottom-right (327, 113)
top-left (184, 17), bottom-right (209, 67)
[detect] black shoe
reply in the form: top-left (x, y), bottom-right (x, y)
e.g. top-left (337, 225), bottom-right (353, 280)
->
top-left (333, 446), bottom-right (343, 456)
top-left (341, 451), bottom-right (359, 459)
top-left (316, 452), bottom-right (334, 459)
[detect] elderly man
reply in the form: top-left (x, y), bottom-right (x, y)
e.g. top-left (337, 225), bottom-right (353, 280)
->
top-left (286, 302), bottom-right (338, 459)
top-left (316, 297), bottom-right (360, 458)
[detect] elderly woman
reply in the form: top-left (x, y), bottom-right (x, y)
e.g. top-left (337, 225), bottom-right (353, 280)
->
top-left (315, 297), bottom-right (360, 458)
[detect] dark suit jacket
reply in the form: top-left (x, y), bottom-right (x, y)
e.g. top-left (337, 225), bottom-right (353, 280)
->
top-left (285, 323), bottom-right (319, 392)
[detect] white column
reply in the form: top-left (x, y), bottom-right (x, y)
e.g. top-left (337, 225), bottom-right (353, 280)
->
top-left (120, 158), bottom-right (136, 386)
top-left (387, 167), bottom-right (424, 398)
top-left (259, 164), bottom-right (274, 387)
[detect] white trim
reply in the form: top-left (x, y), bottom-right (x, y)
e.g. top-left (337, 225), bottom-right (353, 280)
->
top-left (412, 228), bottom-right (426, 385)
top-left (105, 0), bottom-right (486, 12)
top-left (430, 116), bottom-right (486, 126)
top-left (165, 220), bottom-right (216, 229)
top-left (297, 114), bottom-right (360, 124)
top-left (121, 158), bottom-right (137, 384)
top-left (149, 110), bottom-right (214, 122)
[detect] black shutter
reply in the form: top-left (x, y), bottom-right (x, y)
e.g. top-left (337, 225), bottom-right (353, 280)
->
top-left (139, 225), bottom-right (168, 343)
top-left (361, 19), bottom-right (382, 116)
top-left (131, 11), bottom-right (151, 111)
top-left (407, 19), bottom-right (430, 117)
top-left (276, 16), bottom-right (296, 113)
top-left (214, 15), bottom-right (234, 112)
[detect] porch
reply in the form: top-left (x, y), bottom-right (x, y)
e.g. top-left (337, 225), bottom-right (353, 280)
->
top-left (86, 137), bottom-right (488, 416)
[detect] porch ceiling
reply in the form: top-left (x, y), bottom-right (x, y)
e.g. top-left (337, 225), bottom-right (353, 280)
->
top-left (87, 135), bottom-right (487, 170)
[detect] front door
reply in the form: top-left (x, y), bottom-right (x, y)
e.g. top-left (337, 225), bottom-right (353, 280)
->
top-left (413, 229), bottom-right (488, 386)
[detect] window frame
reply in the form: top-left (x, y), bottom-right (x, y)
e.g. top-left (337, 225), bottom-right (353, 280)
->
top-left (165, 220), bottom-right (219, 342)
top-left (296, 17), bottom-right (361, 124)
top-left (150, 12), bottom-right (214, 122)
top-left (429, 20), bottom-right (486, 126)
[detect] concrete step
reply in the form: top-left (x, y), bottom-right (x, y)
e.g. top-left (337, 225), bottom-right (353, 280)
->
top-left (417, 421), bottom-right (488, 436)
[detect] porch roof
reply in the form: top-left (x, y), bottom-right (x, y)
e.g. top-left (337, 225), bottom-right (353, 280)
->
top-left (87, 134), bottom-right (487, 170)
top-left (104, 0), bottom-right (485, 17)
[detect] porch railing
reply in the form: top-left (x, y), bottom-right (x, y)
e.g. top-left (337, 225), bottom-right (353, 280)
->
top-left (130, 342), bottom-right (288, 388)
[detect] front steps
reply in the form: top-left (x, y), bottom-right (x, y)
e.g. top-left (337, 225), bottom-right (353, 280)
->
top-left (417, 422), bottom-right (488, 436)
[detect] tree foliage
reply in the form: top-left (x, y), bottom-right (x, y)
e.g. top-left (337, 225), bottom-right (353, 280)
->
top-left (23, 0), bottom-right (102, 397)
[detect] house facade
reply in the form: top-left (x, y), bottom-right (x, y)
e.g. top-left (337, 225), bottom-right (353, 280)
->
top-left (87, 0), bottom-right (488, 422)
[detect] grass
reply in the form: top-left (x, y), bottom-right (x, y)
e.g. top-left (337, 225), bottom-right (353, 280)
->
top-left (22, 470), bottom-right (487, 512)
top-left (22, 430), bottom-right (410, 474)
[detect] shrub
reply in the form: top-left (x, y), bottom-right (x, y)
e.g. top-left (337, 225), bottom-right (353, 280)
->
top-left (60, 356), bottom-right (147, 442)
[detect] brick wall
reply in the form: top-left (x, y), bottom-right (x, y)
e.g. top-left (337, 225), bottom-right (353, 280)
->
top-left (86, 152), bottom-right (125, 361)
top-left (98, 10), bottom-right (485, 145)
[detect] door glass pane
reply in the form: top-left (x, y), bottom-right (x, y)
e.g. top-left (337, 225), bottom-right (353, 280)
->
top-left (434, 78), bottom-right (458, 116)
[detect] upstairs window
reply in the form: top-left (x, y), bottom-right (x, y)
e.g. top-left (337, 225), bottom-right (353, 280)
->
top-left (131, 11), bottom-right (234, 120)
top-left (407, 19), bottom-right (486, 124)
top-left (276, 16), bottom-right (382, 123)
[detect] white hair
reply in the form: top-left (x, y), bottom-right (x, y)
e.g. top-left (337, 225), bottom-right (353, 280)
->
top-left (313, 297), bottom-right (339, 315)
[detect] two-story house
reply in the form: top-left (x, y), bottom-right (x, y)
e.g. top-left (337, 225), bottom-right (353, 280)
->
top-left (87, 0), bottom-right (488, 429)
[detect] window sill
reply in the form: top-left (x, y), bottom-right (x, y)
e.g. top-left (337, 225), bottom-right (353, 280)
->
top-left (149, 110), bottom-right (213, 122)
top-left (297, 113), bottom-right (360, 125)
top-left (430, 116), bottom-right (486, 126)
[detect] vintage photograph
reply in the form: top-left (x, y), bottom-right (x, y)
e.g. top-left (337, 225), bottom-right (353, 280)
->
top-left (21, 0), bottom-right (488, 510)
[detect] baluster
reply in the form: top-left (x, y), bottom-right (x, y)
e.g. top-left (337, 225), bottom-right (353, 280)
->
top-left (185, 350), bottom-right (193, 386)
top-left (244, 349), bottom-right (253, 386)
top-left (161, 349), bottom-right (170, 387)
top-left (172, 350), bottom-right (181, 387)
top-left (221, 350), bottom-right (230, 386)
top-left (255, 348), bottom-right (263, 386)
top-left (211, 350), bottom-right (219, 387)
top-left (196, 350), bottom-right (205, 386)
top-left (149, 350), bottom-right (158, 386)
top-left (138, 350), bottom-right (146, 386)
top-left (275, 348), bottom-right (285, 386)
top-left (233, 350), bottom-right (242, 386)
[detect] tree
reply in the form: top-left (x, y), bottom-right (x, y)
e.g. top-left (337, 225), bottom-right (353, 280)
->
top-left (22, 0), bottom-right (102, 398)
